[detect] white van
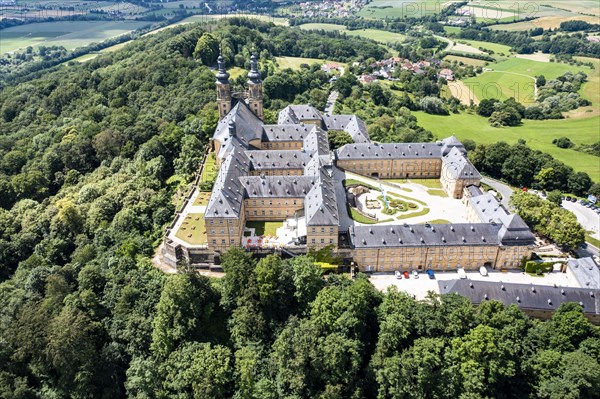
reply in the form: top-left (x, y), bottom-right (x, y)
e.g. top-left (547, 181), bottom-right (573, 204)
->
top-left (479, 266), bottom-right (488, 276)
top-left (457, 268), bottom-right (467, 279)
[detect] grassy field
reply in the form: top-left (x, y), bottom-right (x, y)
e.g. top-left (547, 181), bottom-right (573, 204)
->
top-left (193, 192), bottom-right (211, 207)
top-left (201, 153), bottom-right (218, 182)
top-left (427, 189), bottom-right (448, 197)
top-left (275, 56), bottom-right (346, 70)
top-left (443, 26), bottom-right (461, 35)
top-left (246, 221), bottom-right (282, 236)
top-left (397, 207), bottom-right (430, 220)
top-left (414, 111), bottom-right (600, 181)
top-left (385, 178), bottom-right (442, 189)
top-left (178, 14), bottom-right (289, 26)
top-left (463, 58), bottom-right (593, 104)
top-left (443, 55), bottom-right (488, 67)
top-left (298, 23), bottom-right (406, 44)
top-left (0, 21), bottom-right (149, 54)
top-left (574, 57), bottom-right (600, 105)
top-left (358, 0), bottom-right (444, 19)
top-left (457, 39), bottom-right (512, 55)
top-left (175, 213), bottom-right (207, 245)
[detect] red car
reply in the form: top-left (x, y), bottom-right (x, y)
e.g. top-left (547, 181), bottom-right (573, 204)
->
top-left (403, 271), bottom-right (410, 279)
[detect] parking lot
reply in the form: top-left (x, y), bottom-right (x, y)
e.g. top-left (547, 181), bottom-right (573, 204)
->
top-left (368, 268), bottom-right (582, 299)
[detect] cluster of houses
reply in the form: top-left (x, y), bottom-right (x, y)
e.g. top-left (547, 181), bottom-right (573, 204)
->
top-left (293, 0), bottom-right (365, 18)
top-left (357, 57), bottom-right (455, 84)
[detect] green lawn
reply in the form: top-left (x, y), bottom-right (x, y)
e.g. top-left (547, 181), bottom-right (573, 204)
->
top-left (175, 213), bottom-right (207, 245)
top-left (385, 178), bottom-right (442, 189)
top-left (397, 207), bottom-right (430, 220)
top-left (414, 111), bottom-right (600, 182)
top-left (347, 206), bottom-right (393, 224)
top-left (423, 219), bottom-right (450, 224)
top-left (427, 189), bottom-right (448, 197)
top-left (586, 234), bottom-right (600, 249)
top-left (463, 58), bottom-right (593, 104)
top-left (358, 0), bottom-right (443, 18)
top-left (246, 221), bottom-right (282, 236)
top-left (457, 39), bottom-right (512, 54)
top-left (201, 153), bottom-right (218, 182)
top-left (0, 21), bottom-right (149, 53)
top-left (177, 14), bottom-right (289, 26)
top-left (443, 26), bottom-right (461, 35)
top-left (444, 55), bottom-right (489, 67)
top-left (298, 23), bottom-right (406, 44)
top-left (193, 192), bottom-right (211, 206)
top-left (275, 56), bottom-right (346, 70)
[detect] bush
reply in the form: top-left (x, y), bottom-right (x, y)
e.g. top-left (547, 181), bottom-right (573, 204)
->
top-left (553, 137), bottom-right (574, 149)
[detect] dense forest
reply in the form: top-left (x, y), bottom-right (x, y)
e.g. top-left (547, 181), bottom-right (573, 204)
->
top-left (0, 19), bottom-right (599, 398)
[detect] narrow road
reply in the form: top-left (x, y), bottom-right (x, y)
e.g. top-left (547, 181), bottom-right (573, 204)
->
top-left (324, 90), bottom-right (339, 115)
top-left (480, 177), bottom-right (514, 209)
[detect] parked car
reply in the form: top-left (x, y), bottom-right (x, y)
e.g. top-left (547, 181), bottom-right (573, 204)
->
top-left (427, 269), bottom-right (435, 279)
top-left (412, 270), bottom-right (419, 279)
top-left (395, 270), bottom-right (402, 279)
top-left (479, 266), bottom-right (488, 276)
top-left (403, 271), bottom-right (410, 279)
top-left (566, 196), bottom-right (571, 201)
top-left (540, 191), bottom-right (546, 197)
top-left (457, 268), bottom-right (467, 279)
top-left (571, 197), bottom-right (577, 202)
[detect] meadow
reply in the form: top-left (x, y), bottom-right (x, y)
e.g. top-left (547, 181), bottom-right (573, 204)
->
top-left (275, 56), bottom-right (346, 70)
top-left (462, 58), bottom-right (594, 104)
top-left (0, 20), bottom-right (149, 54)
top-left (413, 111), bottom-right (600, 181)
top-left (456, 39), bottom-right (512, 55)
top-left (298, 23), bottom-right (406, 44)
top-left (358, 0), bottom-right (444, 19)
top-left (443, 55), bottom-right (488, 67)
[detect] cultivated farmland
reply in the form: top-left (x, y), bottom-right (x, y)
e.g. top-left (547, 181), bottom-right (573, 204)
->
top-left (0, 20), bottom-right (149, 54)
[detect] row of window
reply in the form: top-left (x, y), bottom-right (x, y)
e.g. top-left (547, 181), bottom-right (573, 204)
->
top-left (311, 238), bottom-right (335, 244)
top-left (249, 199), bottom-right (298, 206)
top-left (210, 229), bottom-right (236, 235)
top-left (311, 227), bottom-right (335, 233)
top-left (262, 142), bottom-right (302, 149)
top-left (208, 219), bottom-right (234, 225)
top-left (212, 239), bottom-right (235, 245)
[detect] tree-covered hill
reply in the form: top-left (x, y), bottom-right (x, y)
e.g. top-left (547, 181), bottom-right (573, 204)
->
top-left (0, 19), bottom-right (598, 398)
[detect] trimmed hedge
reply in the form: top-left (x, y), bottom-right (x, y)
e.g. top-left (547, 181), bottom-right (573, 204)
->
top-left (524, 261), bottom-right (554, 275)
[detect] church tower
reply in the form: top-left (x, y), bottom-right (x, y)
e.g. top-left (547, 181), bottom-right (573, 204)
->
top-left (247, 53), bottom-right (263, 120)
top-left (216, 53), bottom-right (231, 120)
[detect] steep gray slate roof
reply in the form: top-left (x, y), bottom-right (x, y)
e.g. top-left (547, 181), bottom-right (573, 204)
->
top-left (336, 142), bottom-right (442, 160)
top-left (213, 102), bottom-right (263, 149)
top-left (322, 114), bottom-right (370, 143)
top-left (305, 170), bottom-right (339, 226)
top-left (239, 176), bottom-right (316, 198)
top-left (466, 185), bottom-right (484, 198)
top-left (439, 279), bottom-right (600, 316)
top-left (277, 105), bottom-right (323, 124)
top-left (568, 258), bottom-right (600, 289)
top-left (497, 214), bottom-right (535, 245)
top-left (262, 124), bottom-right (310, 142)
top-left (205, 150), bottom-right (250, 218)
top-left (442, 146), bottom-right (481, 180)
top-left (441, 135), bottom-right (465, 156)
top-left (469, 193), bottom-right (509, 223)
top-left (303, 126), bottom-right (332, 167)
top-left (245, 150), bottom-right (310, 171)
top-left (350, 223), bottom-right (501, 248)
